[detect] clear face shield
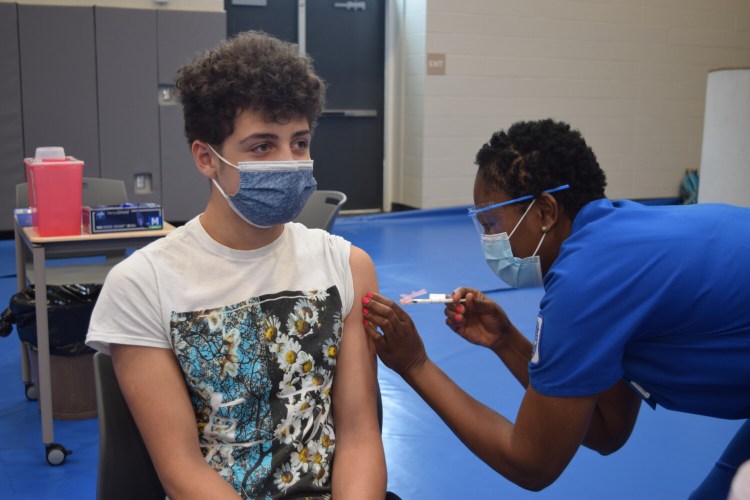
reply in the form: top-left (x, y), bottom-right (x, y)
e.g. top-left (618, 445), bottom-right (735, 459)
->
top-left (467, 184), bottom-right (570, 235)
top-left (469, 200), bottom-right (526, 236)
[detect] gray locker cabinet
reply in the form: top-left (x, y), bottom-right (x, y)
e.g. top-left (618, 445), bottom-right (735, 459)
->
top-left (0, 3), bottom-right (25, 231)
top-left (159, 104), bottom-right (210, 222)
top-left (158, 10), bottom-right (226, 222)
top-left (157, 10), bottom-right (226, 85)
top-left (18, 5), bottom-right (100, 178)
top-left (95, 7), bottom-right (161, 205)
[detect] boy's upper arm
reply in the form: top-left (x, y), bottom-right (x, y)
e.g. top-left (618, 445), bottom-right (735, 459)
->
top-left (332, 244), bottom-right (380, 424)
top-left (111, 344), bottom-right (203, 468)
top-left (345, 245), bottom-right (379, 353)
top-left (330, 245), bottom-right (386, 496)
top-left (334, 246), bottom-right (378, 401)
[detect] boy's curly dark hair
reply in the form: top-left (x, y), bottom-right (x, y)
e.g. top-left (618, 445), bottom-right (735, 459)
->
top-left (475, 119), bottom-right (607, 217)
top-left (175, 30), bottom-right (326, 146)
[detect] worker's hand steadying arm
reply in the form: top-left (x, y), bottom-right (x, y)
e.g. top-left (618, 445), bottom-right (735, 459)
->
top-left (361, 292), bottom-right (427, 377)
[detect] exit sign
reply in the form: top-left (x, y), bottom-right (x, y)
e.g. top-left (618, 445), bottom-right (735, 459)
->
top-left (427, 53), bottom-right (446, 75)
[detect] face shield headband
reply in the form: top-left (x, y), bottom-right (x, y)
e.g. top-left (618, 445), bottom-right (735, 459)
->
top-left (468, 184), bottom-right (570, 236)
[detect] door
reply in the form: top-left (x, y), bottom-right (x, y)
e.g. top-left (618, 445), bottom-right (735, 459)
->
top-left (224, 0), bottom-right (385, 212)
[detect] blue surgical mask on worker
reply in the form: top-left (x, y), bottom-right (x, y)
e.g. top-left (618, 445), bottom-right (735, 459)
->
top-left (208, 145), bottom-right (317, 228)
top-left (479, 201), bottom-right (545, 288)
top-left (468, 185), bottom-right (569, 288)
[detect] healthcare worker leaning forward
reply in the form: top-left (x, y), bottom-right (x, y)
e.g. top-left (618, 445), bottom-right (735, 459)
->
top-left (361, 119), bottom-right (750, 497)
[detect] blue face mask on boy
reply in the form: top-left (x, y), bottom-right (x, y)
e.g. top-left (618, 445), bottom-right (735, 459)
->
top-left (208, 145), bottom-right (317, 228)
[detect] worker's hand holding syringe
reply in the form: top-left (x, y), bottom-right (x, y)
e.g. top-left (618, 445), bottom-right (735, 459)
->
top-left (360, 287), bottom-right (513, 375)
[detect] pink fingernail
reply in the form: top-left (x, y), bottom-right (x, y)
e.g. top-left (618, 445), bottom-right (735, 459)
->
top-left (363, 319), bottom-right (370, 325)
top-left (457, 305), bottom-right (464, 313)
top-left (454, 314), bottom-right (461, 322)
top-left (362, 297), bottom-right (370, 305)
top-left (366, 292), bottom-right (374, 298)
top-left (363, 308), bottom-right (369, 314)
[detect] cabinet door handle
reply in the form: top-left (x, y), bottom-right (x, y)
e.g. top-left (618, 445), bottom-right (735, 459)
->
top-left (321, 109), bottom-right (378, 118)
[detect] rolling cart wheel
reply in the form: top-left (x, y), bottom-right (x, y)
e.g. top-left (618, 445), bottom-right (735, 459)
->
top-left (24, 382), bottom-right (38, 401)
top-left (45, 443), bottom-right (72, 466)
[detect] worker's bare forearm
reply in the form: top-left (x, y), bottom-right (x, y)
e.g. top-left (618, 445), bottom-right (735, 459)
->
top-left (490, 325), bottom-right (533, 388)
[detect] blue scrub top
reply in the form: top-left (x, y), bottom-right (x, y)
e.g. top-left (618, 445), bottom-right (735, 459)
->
top-left (528, 198), bottom-right (750, 419)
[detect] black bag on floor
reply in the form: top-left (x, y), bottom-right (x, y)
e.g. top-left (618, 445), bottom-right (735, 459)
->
top-left (0, 284), bottom-right (101, 356)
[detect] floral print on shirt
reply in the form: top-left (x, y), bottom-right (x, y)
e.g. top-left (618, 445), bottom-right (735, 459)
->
top-left (170, 286), bottom-right (343, 499)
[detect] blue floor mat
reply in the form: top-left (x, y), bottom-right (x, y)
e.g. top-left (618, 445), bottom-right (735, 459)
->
top-left (0, 210), bottom-right (743, 499)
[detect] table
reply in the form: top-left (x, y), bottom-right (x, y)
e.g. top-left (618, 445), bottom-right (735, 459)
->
top-left (14, 219), bottom-right (175, 465)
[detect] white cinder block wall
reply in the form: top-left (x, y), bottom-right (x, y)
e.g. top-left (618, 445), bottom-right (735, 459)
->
top-left (392, 0), bottom-right (750, 209)
top-left (397, 0), bottom-right (428, 209)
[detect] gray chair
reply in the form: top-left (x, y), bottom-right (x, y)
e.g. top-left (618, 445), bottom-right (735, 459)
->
top-left (293, 190), bottom-right (347, 232)
top-left (93, 352), bottom-right (166, 500)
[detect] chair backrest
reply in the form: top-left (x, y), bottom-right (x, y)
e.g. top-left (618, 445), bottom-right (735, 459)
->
top-left (81, 177), bottom-right (129, 207)
top-left (16, 177), bottom-right (128, 208)
top-left (293, 190), bottom-right (347, 232)
top-left (93, 352), bottom-right (166, 500)
top-left (15, 183), bottom-right (27, 208)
